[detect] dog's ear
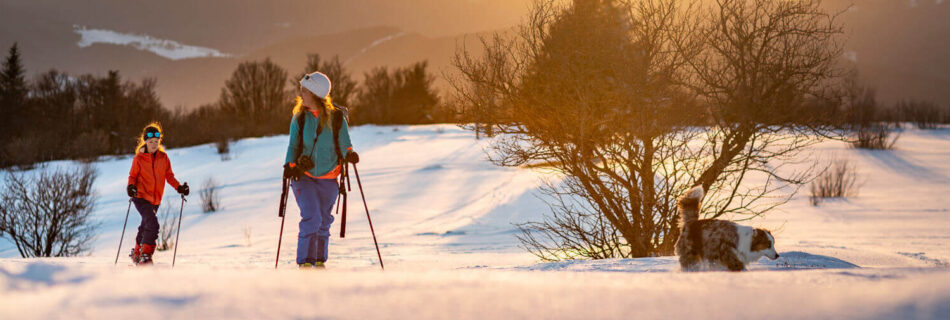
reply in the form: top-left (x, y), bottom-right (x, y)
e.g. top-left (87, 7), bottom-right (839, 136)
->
top-left (751, 229), bottom-right (771, 252)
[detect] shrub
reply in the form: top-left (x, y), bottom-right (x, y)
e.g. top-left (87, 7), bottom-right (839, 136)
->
top-left (156, 199), bottom-right (179, 251)
top-left (216, 137), bottom-right (230, 161)
top-left (200, 177), bottom-right (220, 213)
top-left (0, 165), bottom-right (98, 257)
top-left (810, 158), bottom-right (860, 206)
top-left (851, 123), bottom-right (900, 150)
top-left (71, 130), bottom-right (110, 162)
top-left (3, 136), bottom-right (40, 170)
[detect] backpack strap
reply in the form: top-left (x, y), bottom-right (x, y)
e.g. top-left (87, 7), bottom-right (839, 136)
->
top-left (293, 111), bottom-right (325, 162)
top-left (292, 108), bottom-right (341, 169)
top-left (293, 112), bottom-right (306, 161)
top-left (331, 104), bottom-right (351, 169)
top-left (333, 103), bottom-right (350, 122)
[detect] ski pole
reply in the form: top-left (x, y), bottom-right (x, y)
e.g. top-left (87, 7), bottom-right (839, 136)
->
top-left (172, 188), bottom-right (187, 267)
top-left (352, 164), bottom-right (384, 270)
top-left (339, 163), bottom-right (348, 238)
top-left (275, 177), bottom-right (290, 269)
top-left (114, 198), bottom-right (133, 265)
top-left (339, 163), bottom-right (351, 238)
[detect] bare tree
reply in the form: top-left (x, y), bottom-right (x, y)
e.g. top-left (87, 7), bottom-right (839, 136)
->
top-left (353, 61), bottom-right (440, 125)
top-left (451, 0), bottom-right (845, 259)
top-left (219, 58), bottom-right (289, 136)
top-left (0, 165), bottom-right (98, 257)
top-left (896, 99), bottom-right (944, 130)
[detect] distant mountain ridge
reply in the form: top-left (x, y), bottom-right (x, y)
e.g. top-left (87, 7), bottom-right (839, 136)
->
top-left (0, 0), bottom-right (528, 108)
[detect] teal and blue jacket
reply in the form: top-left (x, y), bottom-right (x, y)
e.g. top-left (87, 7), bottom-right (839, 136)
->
top-left (284, 109), bottom-right (353, 179)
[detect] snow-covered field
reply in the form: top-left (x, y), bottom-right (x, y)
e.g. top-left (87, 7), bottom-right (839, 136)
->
top-left (1, 124), bottom-right (949, 319)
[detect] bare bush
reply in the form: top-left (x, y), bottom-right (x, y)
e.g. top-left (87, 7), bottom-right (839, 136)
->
top-left (216, 137), bottom-right (231, 161)
top-left (156, 198), bottom-right (179, 251)
top-left (0, 165), bottom-right (98, 257)
top-left (809, 158), bottom-right (860, 206)
top-left (200, 177), bottom-right (220, 213)
top-left (70, 130), bottom-right (109, 162)
top-left (4, 136), bottom-right (40, 170)
top-left (851, 123), bottom-right (900, 150)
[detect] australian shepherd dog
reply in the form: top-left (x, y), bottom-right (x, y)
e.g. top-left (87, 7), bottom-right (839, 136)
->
top-left (675, 186), bottom-right (779, 271)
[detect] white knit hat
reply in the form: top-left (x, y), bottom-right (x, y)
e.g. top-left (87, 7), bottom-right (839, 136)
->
top-left (300, 71), bottom-right (331, 99)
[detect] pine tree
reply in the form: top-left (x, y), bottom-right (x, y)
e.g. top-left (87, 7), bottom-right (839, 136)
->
top-left (0, 42), bottom-right (29, 158)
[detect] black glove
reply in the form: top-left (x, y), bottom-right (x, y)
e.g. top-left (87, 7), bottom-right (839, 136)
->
top-left (346, 151), bottom-right (359, 164)
top-left (283, 163), bottom-right (301, 179)
top-left (127, 185), bottom-right (137, 198)
top-left (177, 183), bottom-right (190, 196)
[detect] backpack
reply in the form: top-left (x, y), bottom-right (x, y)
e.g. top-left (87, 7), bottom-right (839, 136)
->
top-left (292, 104), bottom-right (348, 166)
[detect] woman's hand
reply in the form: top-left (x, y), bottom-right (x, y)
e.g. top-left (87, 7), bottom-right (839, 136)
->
top-left (346, 151), bottom-right (360, 164)
top-left (283, 163), bottom-right (302, 179)
top-left (127, 185), bottom-right (137, 198)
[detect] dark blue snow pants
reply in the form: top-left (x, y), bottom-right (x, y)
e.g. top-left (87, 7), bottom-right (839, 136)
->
top-left (133, 197), bottom-right (160, 246)
top-left (292, 176), bottom-right (338, 264)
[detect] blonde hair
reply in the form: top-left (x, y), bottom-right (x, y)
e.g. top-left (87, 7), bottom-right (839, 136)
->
top-left (292, 89), bottom-right (335, 127)
top-left (135, 122), bottom-right (165, 153)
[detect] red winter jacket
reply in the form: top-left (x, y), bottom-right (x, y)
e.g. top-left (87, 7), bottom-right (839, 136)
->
top-left (128, 148), bottom-right (181, 205)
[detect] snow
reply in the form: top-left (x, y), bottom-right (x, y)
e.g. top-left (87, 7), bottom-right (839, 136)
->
top-left (73, 25), bottom-right (234, 60)
top-left (1, 124), bottom-right (949, 319)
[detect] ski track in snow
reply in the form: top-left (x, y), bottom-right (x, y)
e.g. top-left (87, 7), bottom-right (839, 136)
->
top-left (2, 124), bottom-right (950, 319)
top-left (343, 32), bottom-right (406, 65)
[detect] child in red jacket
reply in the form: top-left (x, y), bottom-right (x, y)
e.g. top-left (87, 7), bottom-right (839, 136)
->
top-left (127, 123), bottom-right (189, 265)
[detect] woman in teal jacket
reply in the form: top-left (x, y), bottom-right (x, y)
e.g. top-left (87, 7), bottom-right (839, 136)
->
top-left (283, 71), bottom-right (359, 268)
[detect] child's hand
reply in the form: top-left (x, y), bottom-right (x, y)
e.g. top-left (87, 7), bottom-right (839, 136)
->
top-left (177, 183), bottom-right (190, 196)
top-left (127, 185), bottom-right (137, 198)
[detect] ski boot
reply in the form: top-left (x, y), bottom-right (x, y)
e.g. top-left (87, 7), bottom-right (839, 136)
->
top-left (129, 244), bottom-right (142, 264)
top-left (298, 262), bottom-right (326, 269)
top-left (137, 244), bottom-right (156, 266)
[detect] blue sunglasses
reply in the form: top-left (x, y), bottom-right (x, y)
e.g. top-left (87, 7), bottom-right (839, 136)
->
top-left (146, 132), bottom-right (162, 139)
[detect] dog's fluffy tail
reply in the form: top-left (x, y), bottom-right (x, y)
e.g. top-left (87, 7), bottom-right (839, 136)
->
top-left (678, 186), bottom-right (704, 226)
